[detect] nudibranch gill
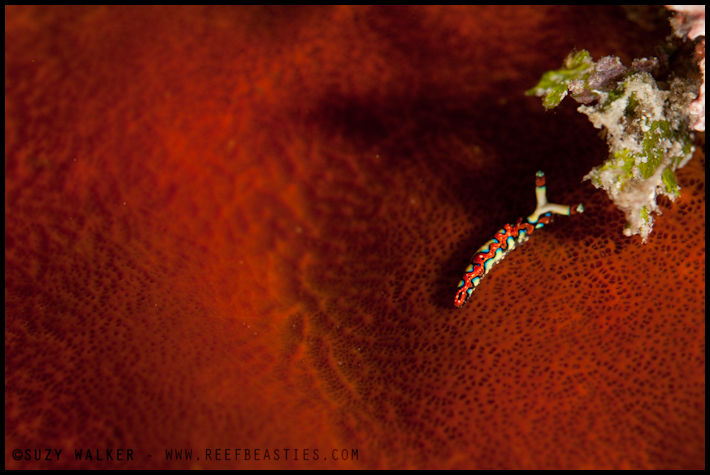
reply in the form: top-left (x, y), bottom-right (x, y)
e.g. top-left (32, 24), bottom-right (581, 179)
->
top-left (454, 171), bottom-right (584, 308)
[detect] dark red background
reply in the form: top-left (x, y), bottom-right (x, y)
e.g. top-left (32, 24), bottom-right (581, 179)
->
top-left (5, 5), bottom-right (705, 469)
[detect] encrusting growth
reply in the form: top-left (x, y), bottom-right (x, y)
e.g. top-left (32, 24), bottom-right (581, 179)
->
top-left (454, 171), bottom-right (583, 308)
top-left (526, 13), bottom-right (703, 243)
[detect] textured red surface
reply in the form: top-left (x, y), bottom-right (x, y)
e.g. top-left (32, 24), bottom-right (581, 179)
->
top-left (5, 5), bottom-right (705, 469)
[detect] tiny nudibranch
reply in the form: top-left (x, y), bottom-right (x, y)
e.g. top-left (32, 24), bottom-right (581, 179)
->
top-left (454, 171), bottom-right (584, 308)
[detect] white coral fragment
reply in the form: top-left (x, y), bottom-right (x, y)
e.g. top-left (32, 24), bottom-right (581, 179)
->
top-left (581, 73), bottom-right (695, 242)
top-left (529, 42), bottom-right (699, 242)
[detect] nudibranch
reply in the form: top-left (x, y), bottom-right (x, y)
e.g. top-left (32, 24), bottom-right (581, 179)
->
top-left (454, 171), bottom-right (584, 308)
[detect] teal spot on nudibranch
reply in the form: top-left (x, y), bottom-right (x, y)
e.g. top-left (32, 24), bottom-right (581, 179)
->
top-left (458, 280), bottom-right (465, 288)
top-left (484, 248), bottom-right (502, 271)
top-left (479, 238), bottom-right (499, 254)
top-left (465, 264), bottom-right (474, 273)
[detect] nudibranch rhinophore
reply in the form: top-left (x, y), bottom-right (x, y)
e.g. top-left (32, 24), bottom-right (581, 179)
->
top-left (454, 171), bottom-right (583, 308)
